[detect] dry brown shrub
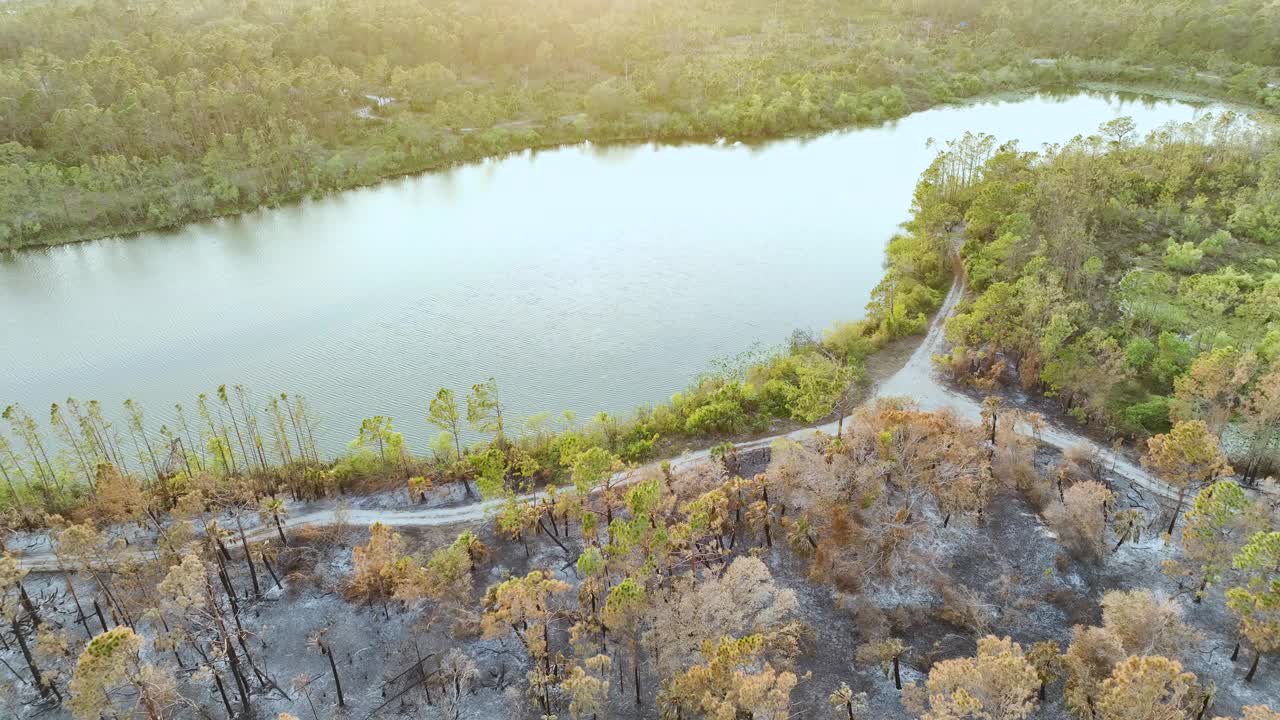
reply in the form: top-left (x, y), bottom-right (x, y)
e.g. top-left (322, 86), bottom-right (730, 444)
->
top-left (668, 461), bottom-right (723, 502)
top-left (1053, 552), bottom-right (1071, 573)
top-left (938, 347), bottom-right (976, 382)
top-left (64, 502), bottom-right (100, 526)
top-left (767, 438), bottom-right (842, 513)
top-left (973, 357), bottom-right (1009, 391)
top-left (845, 597), bottom-right (889, 640)
top-left (291, 523), bottom-right (342, 550)
top-left (344, 469), bottom-right (410, 496)
top-left (915, 639), bottom-right (949, 675)
top-left (450, 613), bottom-right (481, 638)
top-left (990, 421), bottom-right (1052, 509)
top-left (1046, 480), bottom-right (1115, 563)
top-left (1044, 586), bottom-right (1094, 626)
top-left (888, 604), bottom-right (926, 634)
top-left (284, 570), bottom-right (319, 599)
top-left (275, 543), bottom-right (323, 578)
top-left (937, 583), bottom-right (996, 634)
top-left (1018, 355), bottom-right (1043, 390)
top-left (1025, 477), bottom-right (1058, 511)
top-left (1049, 444), bottom-right (1102, 503)
top-left (993, 450), bottom-right (1040, 494)
top-left (810, 502), bottom-right (866, 592)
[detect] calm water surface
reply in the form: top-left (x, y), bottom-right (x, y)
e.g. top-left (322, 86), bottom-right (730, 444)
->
top-left (0, 91), bottom-right (1229, 454)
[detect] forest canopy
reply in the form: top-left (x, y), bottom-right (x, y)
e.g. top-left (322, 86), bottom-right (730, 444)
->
top-left (4, 0), bottom-right (1280, 248)
top-left (935, 113), bottom-right (1280, 478)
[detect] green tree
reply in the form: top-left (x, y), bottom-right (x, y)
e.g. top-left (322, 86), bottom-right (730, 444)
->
top-left (1227, 531), bottom-right (1280, 682)
top-left (603, 576), bottom-right (648, 707)
top-left (466, 378), bottom-right (504, 447)
top-left (1173, 481), bottom-right (1263, 601)
top-left (904, 635), bottom-right (1039, 720)
top-left (427, 388), bottom-right (464, 462)
top-left (69, 627), bottom-right (176, 720)
top-left (1142, 420), bottom-right (1233, 535)
top-left (1096, 655), bottom-right (1199, 720)
top-left (786, 354), bottom-right (856, 425)
top-left (353, 416), bottom-right (406, 470)
top-left (571, 446), bottom-right (620, 495)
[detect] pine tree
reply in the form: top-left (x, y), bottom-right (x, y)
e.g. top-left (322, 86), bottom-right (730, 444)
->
top-left (1095, 655), bottom-right (1199, 720)
top-left (905, 635), bottom-right (1039, 720)
top-left (1226, 531), bottom-right (1280, 681)
top-left (1142, 420), bottom-right (1232, 535)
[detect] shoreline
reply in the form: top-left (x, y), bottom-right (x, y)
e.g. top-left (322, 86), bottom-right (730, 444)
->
top-left (4, 77), bottom-right (1267, 255)
top-left (13, 273), bottom-right (1223, 574)
top-left (3, 80), bottom-right (1271, 532)
top-left (644, 329), bottom-right (928, 462)
top-left (10, 281), bottom-right (949, 572)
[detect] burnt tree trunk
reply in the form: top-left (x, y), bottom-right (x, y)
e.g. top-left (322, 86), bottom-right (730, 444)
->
top-left (11, 617), bottom-right (48, 698)
top-left (213, 672), bottom-right (236, 720)
top-left (274, 514), bottom-right (288, 546)
top-left (325, 644), bottom-right (346, 707)
top-left (1166, 486), bottom-right (1186, 536)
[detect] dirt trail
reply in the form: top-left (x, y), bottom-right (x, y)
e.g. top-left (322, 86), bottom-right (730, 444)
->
top-left (878, 276), bottom-right (1179, 502)
top-left (13, 276), bottom-right (1179, 572)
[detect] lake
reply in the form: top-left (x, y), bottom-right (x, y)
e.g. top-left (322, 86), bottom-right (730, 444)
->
top-left (0, 90), bottom-right (1231, 455)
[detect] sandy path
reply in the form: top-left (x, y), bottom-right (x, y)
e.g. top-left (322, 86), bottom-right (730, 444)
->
top-left (878, 277), bottom-right (1178, 503)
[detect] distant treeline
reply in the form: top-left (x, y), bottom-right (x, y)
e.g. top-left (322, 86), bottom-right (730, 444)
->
top-left (4, 0), bottom-right (1280, 248)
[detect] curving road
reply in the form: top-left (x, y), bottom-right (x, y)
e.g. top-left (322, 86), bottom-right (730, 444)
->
top-left (877, 275), bottom-right (1180, 503)
top-left (13, 275), bottom-right (1179, 572)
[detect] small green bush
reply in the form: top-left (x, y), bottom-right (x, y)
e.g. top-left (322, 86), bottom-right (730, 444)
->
top-left (1123, 396), bottom-right (1172, 434)
top-left (1163, 239), bottom-right (1203, 272)
top-left (1200, 229), bottom-right (1230, 256)
top-left (1124, 336), bottom-right (1156, 370)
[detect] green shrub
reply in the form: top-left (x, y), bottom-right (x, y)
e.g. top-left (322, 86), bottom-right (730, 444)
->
top-left (1229, 201), bottom-right (1280, 245)
top-left (759, 378), bottom-right (799, 418)
top-left (1163, 239), bottom-right (1203, 272)
top-left (619, 432), bottom-right (659, 462)
top-left (1152, 331), bottom-right (1193, 385)
top-left (823, 319), bottom-right (877, 364)
top-left (1123, 336), bottom-right (1156, 370)
top-left (1123, 396), bottom-right (1173, 434)
top-left (684, 400), bottom-right (747, 435)
top-left (1200, 229), bottom-right (1230, 256)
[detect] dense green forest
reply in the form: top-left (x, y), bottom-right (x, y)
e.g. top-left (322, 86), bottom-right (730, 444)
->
top-left (936, 116), bottom-right (1280, 478)
top-left (4, 0), bottom-right (1280, 249)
